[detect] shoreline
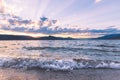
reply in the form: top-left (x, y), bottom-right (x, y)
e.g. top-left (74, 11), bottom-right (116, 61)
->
top-left (0, 68), bottom-right (120, 80)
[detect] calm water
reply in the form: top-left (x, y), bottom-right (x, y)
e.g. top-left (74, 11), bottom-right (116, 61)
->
top-left (0, 40), bottom-right (120, 70)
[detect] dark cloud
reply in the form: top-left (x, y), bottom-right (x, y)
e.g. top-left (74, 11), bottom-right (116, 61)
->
top-left (4, 25), bottom-right (119, 35)
top-left (40, 17), bottom-right (48, 22)
top-left (88, 27), bottom-right (120, 34)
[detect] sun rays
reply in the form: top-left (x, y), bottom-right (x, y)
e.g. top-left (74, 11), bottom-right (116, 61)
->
top-left (0, 0), bottom-right (120, 38)
top-left (3, 0), bottom-right (120, 29)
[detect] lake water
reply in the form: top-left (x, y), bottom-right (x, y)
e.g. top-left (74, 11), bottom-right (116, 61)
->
top-left (0, 40), bottom-right (120, 70)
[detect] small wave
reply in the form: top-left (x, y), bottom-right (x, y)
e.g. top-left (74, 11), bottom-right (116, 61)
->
top-left (23, 46), bottom-right (120, 52)
top-left (23, 46), bottom-right (82, 52)
top-left (96, 45), bottom-right (116, 48)
top-left (0, 58), bottom-right (120, 70)
top-left (87, 48), bottom-right (120, 52)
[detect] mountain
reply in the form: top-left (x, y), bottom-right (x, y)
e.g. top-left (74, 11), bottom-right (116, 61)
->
top-left (0, 35), bottom-right (74, 40)
top-left (97, 34), bottom-right (120, 39)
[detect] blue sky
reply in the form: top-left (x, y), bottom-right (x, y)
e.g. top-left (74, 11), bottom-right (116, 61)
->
top-left (0, 0), bottom-right (120, 38)
top-left (4, 0), bottom-right (120, 28)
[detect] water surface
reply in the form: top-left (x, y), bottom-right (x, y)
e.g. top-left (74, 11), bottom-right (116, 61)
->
top-left (0, 40), bottom-right (120, 70)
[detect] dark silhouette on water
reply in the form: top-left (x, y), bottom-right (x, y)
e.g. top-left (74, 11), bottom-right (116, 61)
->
top-left (97, 34), bottom-right (120, 40)
top-left (0, 35), bottom-right (74, 40)
top-left (0, 34), bottom-right (120, 40)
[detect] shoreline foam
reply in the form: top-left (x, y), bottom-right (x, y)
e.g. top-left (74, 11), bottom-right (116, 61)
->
top-left (0, 58), bottom-right (120, 70)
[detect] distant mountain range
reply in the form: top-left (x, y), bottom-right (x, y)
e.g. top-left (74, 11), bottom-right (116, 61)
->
top-left (0, 35), bottom-right (74, 40)
top-left (97, 34), bottom-right (120, 40)
top-left (0, 34), bottom-right (120, 40)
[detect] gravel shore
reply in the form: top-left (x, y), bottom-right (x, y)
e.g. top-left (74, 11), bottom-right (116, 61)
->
top-left (0, 68), bottom-right (120, 80)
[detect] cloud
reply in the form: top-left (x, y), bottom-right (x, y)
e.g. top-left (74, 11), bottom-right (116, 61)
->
top-left (0, 13), bottom-right (60, 31)
top-left (0, 1), bottom-right (120, 37)
top-left (0, 0), bottom-right (13, 14)
top-left (0, 12), bottom-right (120, 35)
top-left (0, 0), bottom-right (6, 13)
top-left (0, 0), bottom-right (23, 16)
top-left (95, 0), bottom-right (102, 3)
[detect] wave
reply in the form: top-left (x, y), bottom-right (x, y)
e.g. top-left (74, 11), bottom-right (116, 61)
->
top-left (0, 58), bottom-right (120, 70)
top-left (23, 46), bottom-right (120, 52)
top-left (23, 46), bottom-right (83, 52)
top-left (96, 44), bottom-right (116, 47)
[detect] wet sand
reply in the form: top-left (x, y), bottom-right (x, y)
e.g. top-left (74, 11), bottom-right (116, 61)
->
top-left (0, 68), bottom-right (120, 80)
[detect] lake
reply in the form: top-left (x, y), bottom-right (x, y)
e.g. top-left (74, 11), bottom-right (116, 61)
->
top-left (0, 40), bottom-right (120, 70)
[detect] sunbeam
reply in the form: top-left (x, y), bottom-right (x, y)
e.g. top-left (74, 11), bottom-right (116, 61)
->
top-left (0, 0), bottom-right (120, 38)
top-left (35, 0), bottom-right (51, 19)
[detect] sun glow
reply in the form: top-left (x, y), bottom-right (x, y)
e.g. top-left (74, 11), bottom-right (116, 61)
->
top-left (53, 33), bottom-right (100, 38)
top-left (0, 29), bottom-right (48, 38)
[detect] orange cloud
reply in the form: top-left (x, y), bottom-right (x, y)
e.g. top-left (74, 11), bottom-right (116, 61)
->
top-left (0, 0), bottom-right (16, 15)
top-left (0, 29), bottom-right (48, 38)
top-left (0, 0), bottom-right (5, 13)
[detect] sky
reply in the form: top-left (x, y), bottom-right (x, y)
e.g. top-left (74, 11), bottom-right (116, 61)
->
top-left (0, 0), bottom-right (120, 38)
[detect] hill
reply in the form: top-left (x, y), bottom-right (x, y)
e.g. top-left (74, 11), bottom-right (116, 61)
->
top-left (0, 35), bottom-right (74, 40)
top-left (97, 34), bottom-right (120, 39)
